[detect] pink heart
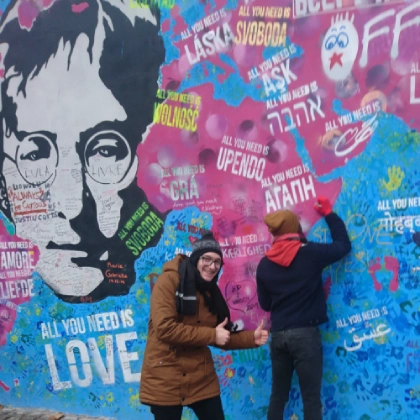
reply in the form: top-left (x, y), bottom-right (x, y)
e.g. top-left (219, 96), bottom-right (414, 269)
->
top-left (224, 280), bottom-right (257, 313)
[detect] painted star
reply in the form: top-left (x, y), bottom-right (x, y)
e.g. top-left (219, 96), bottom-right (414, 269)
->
top-left (329, 52), bottom-right (343, 70)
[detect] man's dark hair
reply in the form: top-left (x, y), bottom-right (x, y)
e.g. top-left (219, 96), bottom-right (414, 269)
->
top-left (0, 0), bottom-right (165, 148)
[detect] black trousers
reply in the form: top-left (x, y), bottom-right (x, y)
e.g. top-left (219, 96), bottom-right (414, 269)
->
top-left (268, 327), bottom-right (323, 420)
top-left (150, 395), bottom-right (225, 420)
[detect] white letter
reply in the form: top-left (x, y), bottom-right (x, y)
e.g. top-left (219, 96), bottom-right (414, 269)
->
top-left (41, 323), bottom-right (49, 340)
top-left (294, 0), bottom-right (307, 17)
top-left (392, 3), bottom-right (420, 60)
top-left (88, 336), bottom-right (115, 385)
top-left (45, 344), bottom-right (72, 391)
top-left (66, 340), bottom-right (93, 387)
top-left (308, 0), bottom-right (320, 14)
top-left (262, 74), bottom-right (277, 96)
top-left (61, 319), bottom-right (70, 336)
top-left (116, 332), bottom-right (140, 383)
top-left (302, 175), bottom-right (316, 200)
top-left (265, 190), bottom-right (277, 213)
top-left (170, 181), bottom-right (180, 201)
top-left (410, 75), bottom-right (420, 104)
top-left (184, 45), bottom-right (198, 65)
top-left (223, 149), bottom-right (235, 171)
top-left (359, 11), bottom-right (394, 68)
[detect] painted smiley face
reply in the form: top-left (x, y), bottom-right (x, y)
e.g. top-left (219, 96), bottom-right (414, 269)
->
top-left (322, 15), bottom-right (359, 82)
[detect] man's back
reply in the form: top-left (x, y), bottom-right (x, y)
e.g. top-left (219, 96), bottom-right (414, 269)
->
top-left (257, 212), bottom-right (351, 331)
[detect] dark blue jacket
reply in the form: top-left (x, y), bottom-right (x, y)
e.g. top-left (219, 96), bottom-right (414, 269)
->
top-left (256, 213), bottom-right (351, 332)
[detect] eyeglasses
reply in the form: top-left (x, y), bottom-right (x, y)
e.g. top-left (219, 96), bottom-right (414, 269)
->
top-left (4, 129), bottom-right (133, 186)
top-left (199, 256), bottom-right (223, 269)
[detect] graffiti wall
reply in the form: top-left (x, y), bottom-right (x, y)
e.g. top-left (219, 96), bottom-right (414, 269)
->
top-left (0, 0), bottom-right (419, 418)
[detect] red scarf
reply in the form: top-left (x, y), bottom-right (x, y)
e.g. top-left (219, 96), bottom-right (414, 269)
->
top-left (265, 233), bottom-right (305, 267)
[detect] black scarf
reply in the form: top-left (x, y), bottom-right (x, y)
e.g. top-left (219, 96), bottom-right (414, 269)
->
top-left (176, 258), bottom-right (237, 332)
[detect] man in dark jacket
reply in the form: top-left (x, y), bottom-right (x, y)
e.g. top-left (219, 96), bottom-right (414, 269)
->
top-left (256, 196), bottom-right (351, 420)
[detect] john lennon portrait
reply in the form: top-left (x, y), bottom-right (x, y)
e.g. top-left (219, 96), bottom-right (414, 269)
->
top-left (0, 0), bottom-right (166, 302)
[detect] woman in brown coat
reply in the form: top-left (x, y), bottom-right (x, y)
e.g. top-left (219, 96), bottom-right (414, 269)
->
top-left (140, 231), bottom-right (269, 420)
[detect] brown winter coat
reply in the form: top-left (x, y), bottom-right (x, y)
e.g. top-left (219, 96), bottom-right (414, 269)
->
top-left (140, 255), bottom-right (257, 406)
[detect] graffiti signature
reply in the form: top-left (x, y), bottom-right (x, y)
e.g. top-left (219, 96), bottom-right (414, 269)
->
top-left (344, 323), bottom-right (391, 352)
top-left (335, 114), bottom-right (378, 157)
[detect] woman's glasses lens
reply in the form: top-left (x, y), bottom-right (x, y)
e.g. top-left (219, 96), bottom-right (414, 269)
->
top-left (201, 256), bottom-right (222, 268)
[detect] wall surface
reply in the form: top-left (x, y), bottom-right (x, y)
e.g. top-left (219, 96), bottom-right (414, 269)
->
top-left (0, 0), bottom-right (419, 418)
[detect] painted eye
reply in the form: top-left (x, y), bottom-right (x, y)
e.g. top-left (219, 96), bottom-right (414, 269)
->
top-left (20, 137), bottom-right (51, 161)
top-left (324, 35), bottom-right (337, 50)
top-left (337, 32), bottom-right (349, 48)
top-left (84, 130), bottom-right (132, 184)
top-left (16, 134), bottom-right (57, 185)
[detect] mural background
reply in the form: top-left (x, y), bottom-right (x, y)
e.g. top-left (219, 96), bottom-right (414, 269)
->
top-left (0, 0), bottom-right (419, 418)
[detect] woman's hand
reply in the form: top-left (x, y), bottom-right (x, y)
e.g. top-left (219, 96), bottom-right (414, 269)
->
top-left (254, 320), bottom-right (269, 346)
top-left (215, 318), bottom-right (231, 346)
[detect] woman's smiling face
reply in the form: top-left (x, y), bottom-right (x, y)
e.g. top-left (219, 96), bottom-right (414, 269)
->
top-left (196, 252), bottom-right (223, 281)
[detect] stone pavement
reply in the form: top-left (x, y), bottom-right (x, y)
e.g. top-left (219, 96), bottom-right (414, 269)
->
top-left (0, 406), bottom-right (114, 420)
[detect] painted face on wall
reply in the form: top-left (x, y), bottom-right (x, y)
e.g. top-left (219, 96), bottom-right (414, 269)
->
top-left (0, 0), bottom-right (165, 302)
top-left (321, 14), bottom-right (359, 82)
top-left (2, 35), bottom-right (139, 298)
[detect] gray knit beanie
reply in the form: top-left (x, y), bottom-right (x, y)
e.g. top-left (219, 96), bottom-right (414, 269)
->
top-left (190, 230), bottom-right (223, 267)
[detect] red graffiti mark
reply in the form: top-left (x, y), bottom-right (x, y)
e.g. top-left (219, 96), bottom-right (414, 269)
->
top-left (368, 257), bottom-right (383, 291)
top-left (14, 208), bottom-right (47, 216)
top-left (71, 2), bottom-right (89, 13)
top-left (329, 52), bottom-right (343, 70)
top-left (385, 256), bottom-right (399, 292)
top-left (148, 273), bottom-right (159, 292)
top-left (214, 354), bottom-right (232, 369)
top-left (242, 225), bottom-right (253, 235)
top-left (0, 380), bottom-right (10, 391)
top-left (323, 275), bottom-right (332, 300)
top-left (177, 222), bottom-right (186, 231)
top-left (368, 256), bottom-right (400, 292)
